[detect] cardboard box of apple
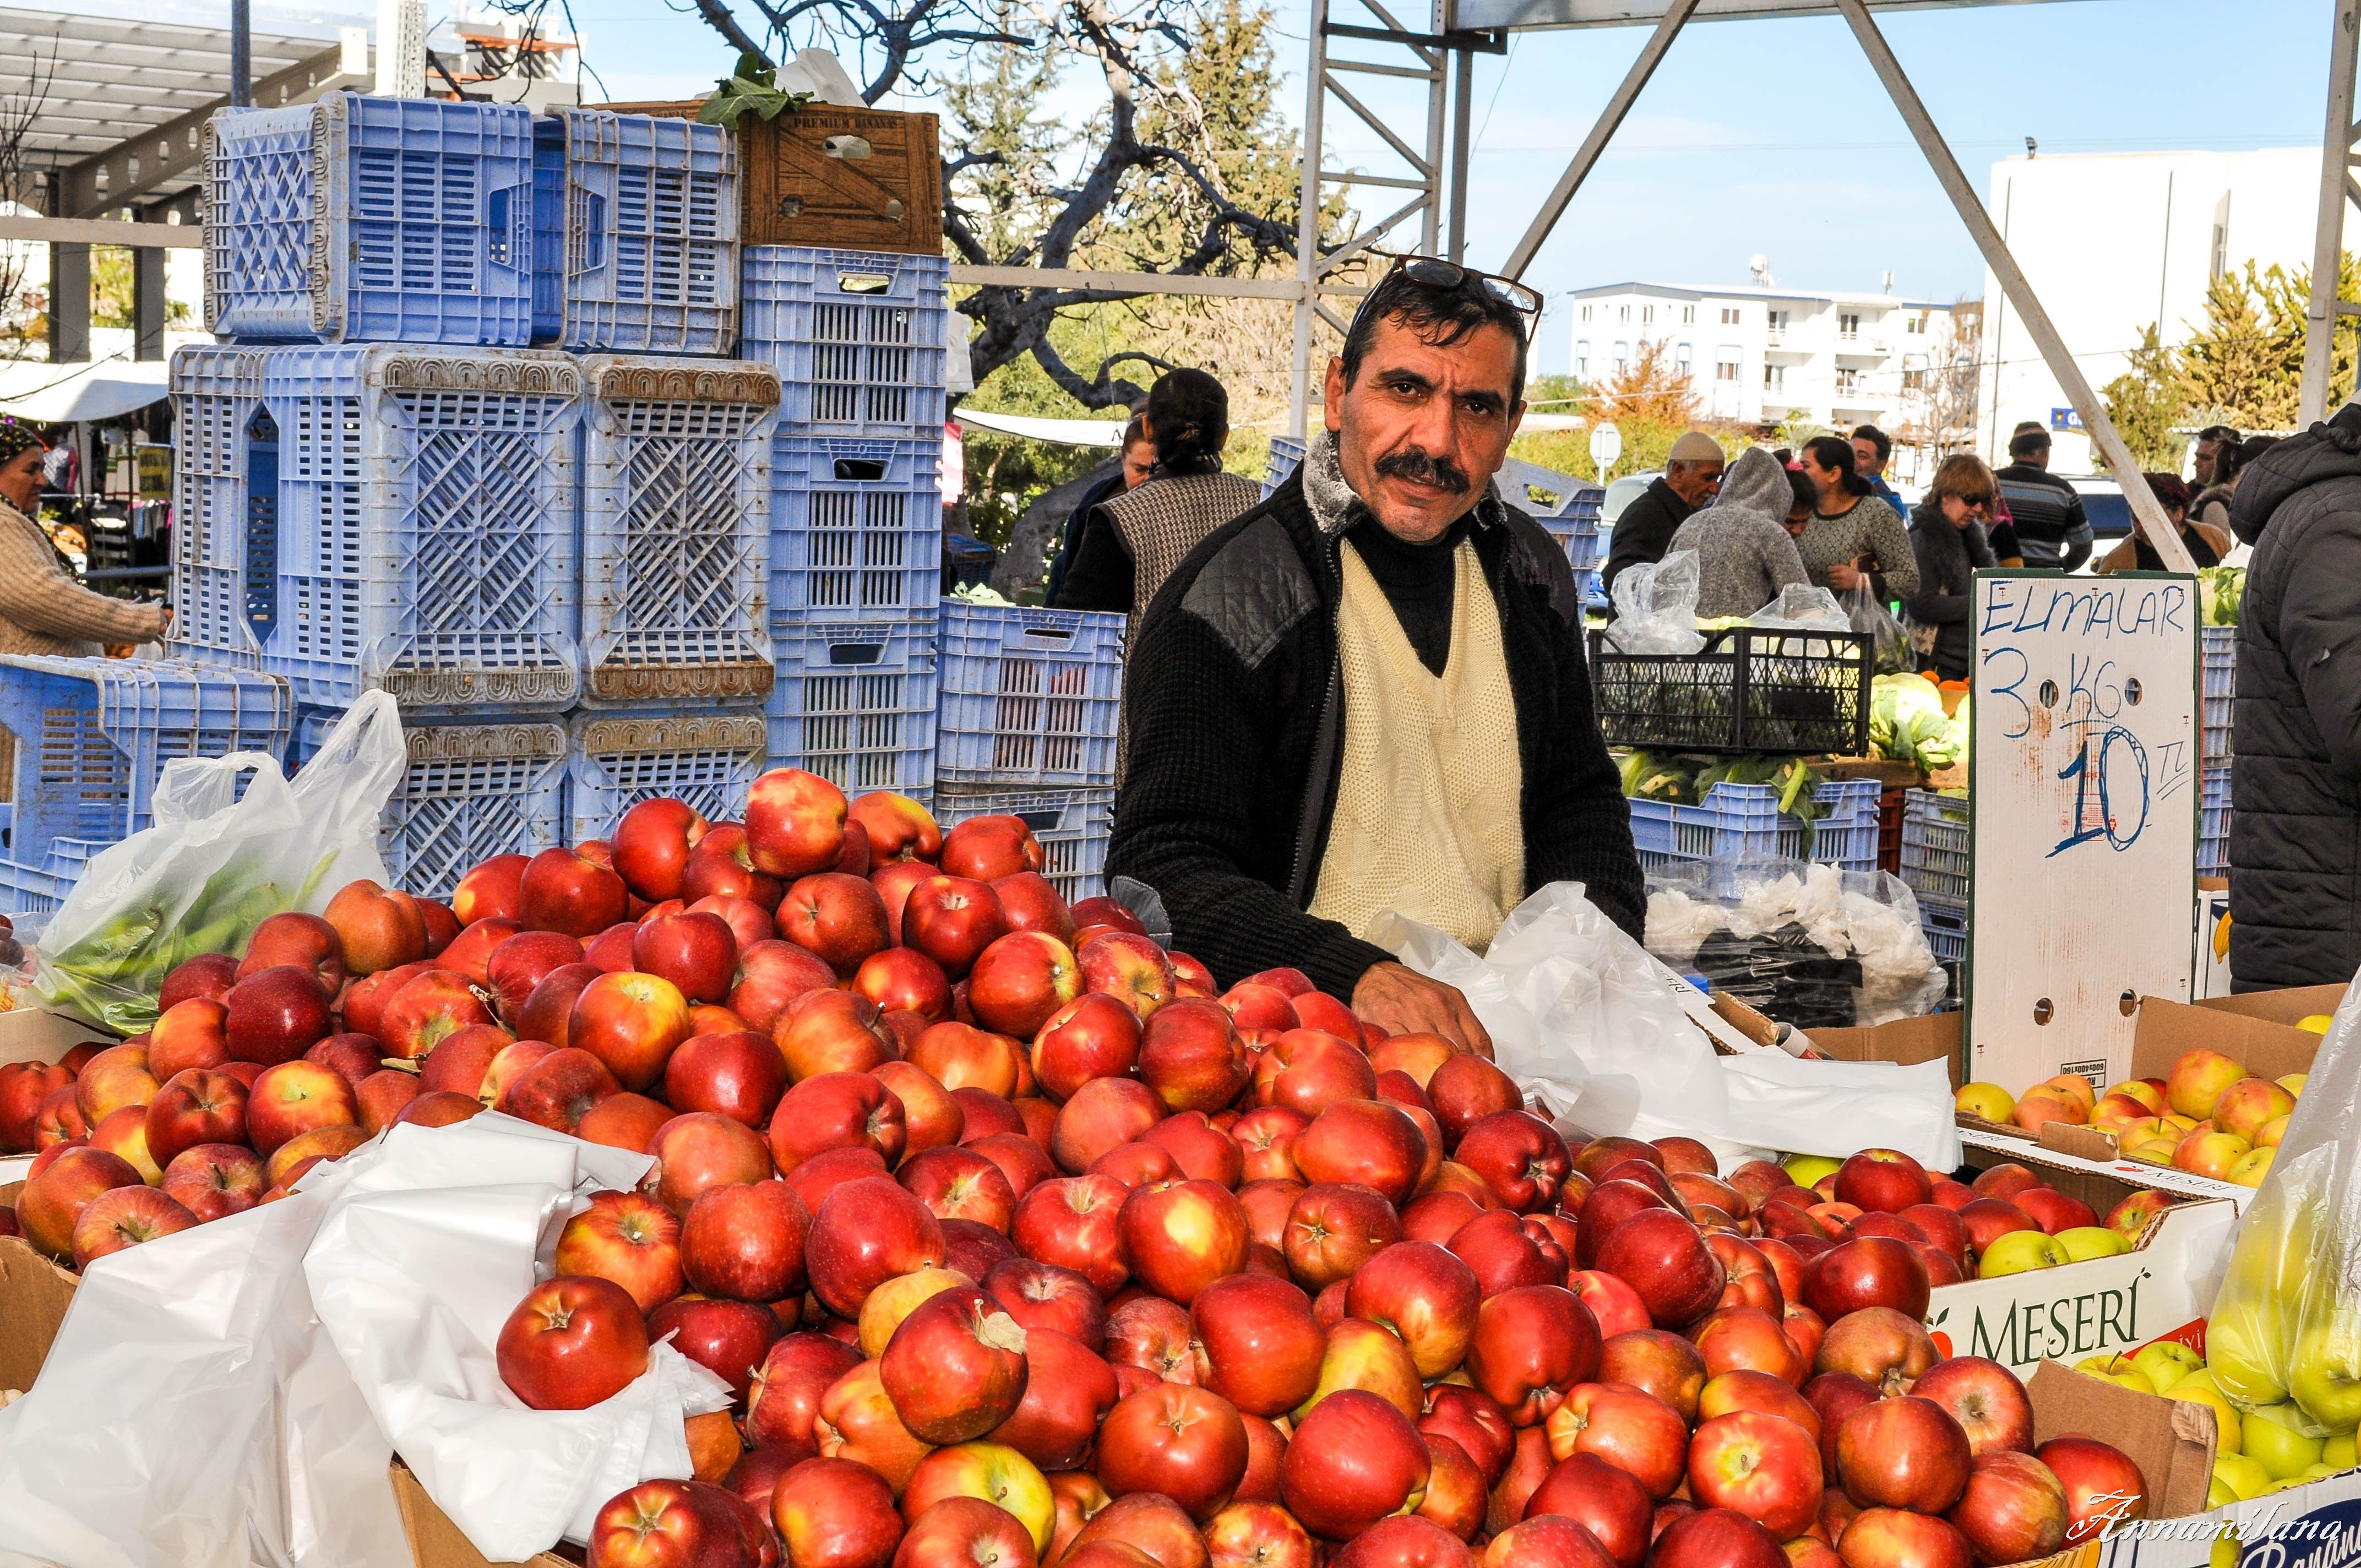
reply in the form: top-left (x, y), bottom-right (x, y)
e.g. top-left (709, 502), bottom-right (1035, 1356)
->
top-left (2065, 1337), bottom-right (2359, 1511)
top-left (1951, 1048), bottom-right (2309, 1190)
top-left (0, 770), bottom-right (2161, 1568)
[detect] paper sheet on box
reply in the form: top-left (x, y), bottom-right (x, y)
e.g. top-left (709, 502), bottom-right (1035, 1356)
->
top-left (1377, 882), bottom-right (1960, 1170)
top-left (0, 1114), bottom-right (727, 1568)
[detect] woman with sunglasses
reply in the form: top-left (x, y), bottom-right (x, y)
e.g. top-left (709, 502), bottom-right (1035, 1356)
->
top-left (1903, 454), bottom-right (2004, 682)
top-left (2092, 472), bottom-right (2232, 574)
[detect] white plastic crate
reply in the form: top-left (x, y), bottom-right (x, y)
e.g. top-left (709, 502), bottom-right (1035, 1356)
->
top-left (204, 93), bottom-right (536, 345)
top-left (769, 432), bottom-right (943, 626)
top-left (741, 246), bottom-right (950, 436)
top-left (568, 710), bottom-right (767, 843)
top-left (578, 356), bottom-right (778, 706)
top-left (532, 110), bottom-right (740, 353)
top-left (237, 345), bottom-right (583, 711)
top-left (770, 618), bottom-right (938, 801)
top-left (168, 345), bottom-right (275, 660)
top-left (935, 603), bottom-right (1123, 788)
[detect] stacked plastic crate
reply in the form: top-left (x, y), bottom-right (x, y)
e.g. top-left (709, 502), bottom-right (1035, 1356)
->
top-left (1896, 788), bottom-right (1970, 973)
top-left (2200, 625), bottom-right (2235, 877)
top-left (177, 92), bottom-right (773, 896)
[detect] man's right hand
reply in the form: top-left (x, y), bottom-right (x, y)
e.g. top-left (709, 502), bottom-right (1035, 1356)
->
top-left (1351, 961), bottom-right (1495, 1059)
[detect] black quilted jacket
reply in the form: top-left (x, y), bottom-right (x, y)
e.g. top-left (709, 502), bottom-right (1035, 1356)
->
top-left (1106, 467), bottom-right (1645, 995)
top-left (2229, 404), bottom-right (2361, 989)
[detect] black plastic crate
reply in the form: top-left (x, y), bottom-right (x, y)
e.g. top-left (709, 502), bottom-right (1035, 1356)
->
top-left (1586, 626), bottom-right (1870, 755)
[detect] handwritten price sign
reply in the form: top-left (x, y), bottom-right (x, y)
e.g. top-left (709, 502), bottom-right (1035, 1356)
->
top-left (1968, 573), bottom-right (2199, 1087)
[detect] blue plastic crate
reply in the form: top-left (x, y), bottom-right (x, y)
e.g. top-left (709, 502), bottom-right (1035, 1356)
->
top-left (1261, 434), bottom-right (1307, 500)
top-left (579, 356), bottom-right (777, 706)
top-left (0, 839), bottom-right (106, 928)
top-left (1897, 788), bottom-right (1971, 903)
top-left (770, 618), bottom-right (939, 800)
top-left (293, 706), bottom-right (568, 899)
top-left (567, 709), bottom-right (768, 844)
top-left (937, 786), bottom-right (1113, 905)
top-left (204, 93), bottom-right (536, 345)
top-left (230, 344), bottom-right (583, 711)
top-left (1575, 568), bottom-right (1605, 608)
top-left (532, 111), bottom-right (739, 353)
top-left (167, 345), bottom-right (275, 662)
top-left (935, 603), bottom-right (1124, 788)
top-left (2201, 760), bottom-right (2232, 876)
top-left (0, 657), bottom-right (292, 868)
top-left (1626, 778), bottom-right (1883, 884)
top-left (1919, 892), bottom-right (1967, 965)
top-left (770, 432), bottom-right (943, 625)
top-left (2203, 625), bottom-right (2235, 759)
top-left (741, 246), bottom-right (950, 436)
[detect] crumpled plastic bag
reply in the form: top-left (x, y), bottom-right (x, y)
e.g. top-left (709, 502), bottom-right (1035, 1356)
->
top-left (0, 1114), bottom-right (731, 1568)
top-left (1748, 584), bottom-right (1850, 630)
top-left (1604, 551), bottom-right (1705, 654)
top-left (1372, 881), bottom-right (1960, 1170)
top-left (1646, 859), bottom-right (1949, 1027)
top-left (1841, 582), bottom-right (1914, 674)
top-left (2205, 965), bottom-right (2361, 1435)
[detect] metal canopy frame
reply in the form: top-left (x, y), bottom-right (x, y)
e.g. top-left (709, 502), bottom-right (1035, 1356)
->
top-left (2299, 0), bottom-right (2359, 426)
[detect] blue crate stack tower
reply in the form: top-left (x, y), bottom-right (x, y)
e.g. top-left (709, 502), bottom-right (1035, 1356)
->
top-left (146, 90), bottom-right (1128, 905)
top-left (158, 92), bottom-right (775, 897)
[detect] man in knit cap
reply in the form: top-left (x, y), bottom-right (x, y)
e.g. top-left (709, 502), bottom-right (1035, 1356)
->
top-left (1107, 259), bottom-right (1645, 1054)
top-left (1602, 429), bottom-right (1726, 600)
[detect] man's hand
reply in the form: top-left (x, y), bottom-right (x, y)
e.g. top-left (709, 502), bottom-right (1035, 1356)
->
top-left (1352, 962), bottom-right (1494, 1059)
top-left (1825, 557), bottom-right (1865, 591)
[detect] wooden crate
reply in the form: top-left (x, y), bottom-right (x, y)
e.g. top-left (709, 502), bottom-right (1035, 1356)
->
top-left (596, 101), bottom-right (942, 254)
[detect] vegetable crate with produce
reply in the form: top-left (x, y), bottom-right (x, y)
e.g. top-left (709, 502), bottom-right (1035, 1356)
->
top-left (0, 755), bottom-right (2170, 1566)
top-left (1869, 674), bottom-right (1969, 776)
top-left (1618, 754), bottom-right (1882, 888)
top-left (1588, 627), bottom-right (1872, 756)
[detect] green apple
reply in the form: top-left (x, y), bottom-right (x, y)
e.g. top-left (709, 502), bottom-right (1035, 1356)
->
top-left (2244, 1403), bottom-right (2326, 1480)
top-left (1981, 1230), bottom-right (2071, 1277)
top-left (2303, 1462), bottom-right (2344, 1478)
top-left (2131, 1341), bottom-right (2204, 1392)
top-left (2057, 1226), bottom-right (2133, 1262)
top-left (1783, 1154), bottom-right (1841, 1186)
top-left (2288, 1315), bottom-right (2361, 1435)
top-left (2167, 1377), bottom-right (2243, 1452)
top-left (2322, 1433), bottom-right (2357, 1469)
top-left (2212, 1451), bottom-right (2272, 1500)
top-left (2208, 1474), bottom-right (2239, 1510)
top-left (2208, 1305), bottom-right (2292, 1408)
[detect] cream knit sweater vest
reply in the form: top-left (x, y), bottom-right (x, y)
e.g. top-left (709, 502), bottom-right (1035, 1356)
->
top-left (1307, 536), bottom-right (1525, 953)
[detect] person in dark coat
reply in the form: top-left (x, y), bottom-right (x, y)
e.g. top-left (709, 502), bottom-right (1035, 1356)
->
top-left (1601, 431), bottom-right (1726, 597)
top-left (1043, 417), bottom-right (1152, 604)
top-left (1051, 372), bottom-right (1260, 617)
top-left (1903, 454), bottom-right (1999, 683)
top-left (1108, 258), bottom-right (1643, 1052)
top-left (2227, 404), bottom-right (2361, 989)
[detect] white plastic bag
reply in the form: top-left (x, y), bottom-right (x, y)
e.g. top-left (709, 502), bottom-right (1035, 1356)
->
top-left (32, 694), bottom-right (406, 1033)
top-left (0, 1115), bottom-right (730, 1568)
top-left (1646, 859), bottom-right (1949, 1028)
top-left (1604, 551), bottom-right (1705, 654)
top-left (1748, 583), bottom-right (1849, 630)
top-left (1374, 882), bottom-right (1960, 1171)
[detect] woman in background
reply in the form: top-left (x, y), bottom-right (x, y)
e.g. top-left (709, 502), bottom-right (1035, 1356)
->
top-left (1796, 433), bottom-right (1918, 601)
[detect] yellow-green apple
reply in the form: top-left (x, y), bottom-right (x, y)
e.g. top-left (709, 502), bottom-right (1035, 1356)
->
top-left (2054, 1226), bottom-right (2130, 1261)
top-left (1976, 1231), bottom-right (2069, 1277)
top-left (2288, 1314), bottom-right (2361, 1435)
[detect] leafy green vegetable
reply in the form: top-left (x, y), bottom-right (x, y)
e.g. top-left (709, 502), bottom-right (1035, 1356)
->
top-left (698, 51), bottom-right (818, 127)
top-left (2199, 565), bottom-right (2245, 627)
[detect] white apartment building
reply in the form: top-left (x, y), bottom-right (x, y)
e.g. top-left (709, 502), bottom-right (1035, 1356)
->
top-left (1565, 279), bottom-right (1977, 481)
top-left (1979, 146), bottom-right (2355, 472)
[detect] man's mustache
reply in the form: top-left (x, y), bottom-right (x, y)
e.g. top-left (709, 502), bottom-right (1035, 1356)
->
top-left (1374, 448), bottom-right (1471, 494)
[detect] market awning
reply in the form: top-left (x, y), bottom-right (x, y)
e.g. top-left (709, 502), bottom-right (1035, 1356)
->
top-left (952, 409), bottom-right (1131, 447)
top-left (0, 345), bottom-right (174, 422)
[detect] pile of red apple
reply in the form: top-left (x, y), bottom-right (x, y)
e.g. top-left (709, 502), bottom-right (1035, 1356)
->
top-left (0, 771), bottom-right (2162, 1568)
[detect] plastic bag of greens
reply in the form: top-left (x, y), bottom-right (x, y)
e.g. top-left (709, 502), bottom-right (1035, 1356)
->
top-left (34, 694), bottom-right (406, 1033)
top-left (2205, 967), bottom-right (2361, 1438)
top-left (1841, 583), bottom-right (1914, 675)
top-left (1604, 551), bottom-right (1706, 654)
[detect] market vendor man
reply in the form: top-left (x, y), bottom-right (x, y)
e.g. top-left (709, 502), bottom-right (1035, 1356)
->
top-left (1105, 257), bottom-right (1646, 1054)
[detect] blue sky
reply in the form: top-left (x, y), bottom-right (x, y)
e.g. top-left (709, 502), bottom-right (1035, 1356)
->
top-left (554, 0), bottom-right (2330, 372)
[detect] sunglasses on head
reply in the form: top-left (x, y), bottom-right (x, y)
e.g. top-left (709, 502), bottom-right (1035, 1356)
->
top-left (1347, 254), bottom-right (1546, 334)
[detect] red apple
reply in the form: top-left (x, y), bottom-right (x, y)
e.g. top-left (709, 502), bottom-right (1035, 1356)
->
top-left (1539, 1384), bottom-right (1686, 1500)
top-left (683, 1180), bottom-right (812, 1303)
top-left (71, 1184), bottom-right (199, 1268)
top-left (1294, 1101), bottom-right (1428, 1208)
top-left (1120, 1178), bottom-right (1249, 1305)
top-left (145, 999), bottom-right (231, 1081)
top-left (1050, 1077), bottom-right (1166, 1175)
top-left (771, 1455), bottom-right (904, 1568)
top-left (663, 1031), bottom-right (789, 1129)
top-left (141, 1068), bottom-right (248, 1170)
top-left (1482, 1515), bottom-right (1614, 1568)
top-left (1282, 1387), bottom-right (1429, 1540)
top-left (323, 879), bottom-right (429, 977)
top-left (2014, 1187), bottom-right (2098, 1235)
top-left (807, 1176), bottom-right (948, 1317)
top-left (2033, 1437), bottom-right (2145, 1545)
top-left (518, 846), bottom-right (630, 938)
top-left (629, 912), bottom-right (739, 1005)
top-left (1829, 1508), bottom-right (1972, 1568)
top-left (1831, 1150), bottom-right (1931, 1216)
top-left (556, 1189), bottom-right (684, 1314)
top-left (1684, 1410), bottom-right (1822, 1539)
top-left (1800, 1237), bottom-right (1928, 1323)
top-left (901, 1145), bottom-right (1018, 1231)
top-left (1192, 1272), bottom-right (1325, 1418)
top-left (727, 940), bottom-right (836, 1037)
top-left (1944, 1450), bottom-right (2066, 1564)
top-left (652, 1296), bottom-right (787, 1407)
top-left (1078, 933), bottom-right (1177, 1021)
top-left (747, 1331), bottom-right (864, 1451)
top-left (746, 769), bottom-right (850, 879)
top-left (1594, 1330), bottom-right (1707, 1424)
top-left (160, 1142), bottom-right (267, 1221)
top-left (159, 951), bottom-right (242, 1013)
top-left (772, 1070), bottom-right (909, 1175)
top-left (496, 1046), bottom-right (621, 1133)
top-left (1456, 1113), bottom-right (1571, 1215)
top-left (1592, 1210), bottom-right (1724, 1329)
top-left (1345, 1240), bottom-right (1482, 1379)
top-left (853, 948), bottom-right (955, 1024)
top-left (649, 1111), bottom-right (774, 1215)
top-left (1908, 1357), bottom-right (2033, 1458)
top-left (614, 798), bottom-right (711, 902)
top-left (497, 1275), bottom-right (650, 1409)
top-left (1449, 1210), bottom-right (1565, 1299)
top-left (1643, 1510), bottom-right (1783, 1568)
top-left (224, 966), bottom-right (334, 1066)
top-left (1011, 1175), bottom-right (1131, 1296)
top-left (1464, 1285), bottom-right (1600, 1428)
top-left (245, 1060), bottom-right (359, 1157)
top-left (15, 1146), bottom-right (143, 1257)
top-left (1428, 1056), bottom-right (1521, 1146)
top-left (776, 988), bottom-right (896, 1082)
top-left (1834, 1396), bottom-right (1970, 1513)
top-left (238, 911), bottom-right (346, 995)
top-left (877, 1281), bottom-right (1030, 1442)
